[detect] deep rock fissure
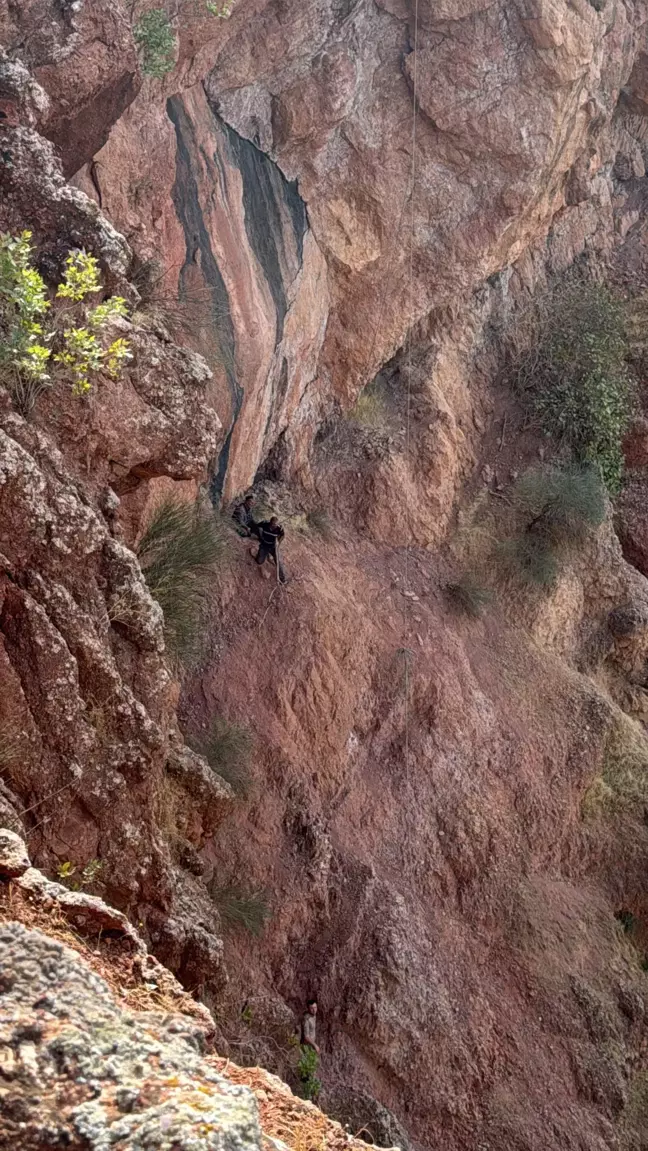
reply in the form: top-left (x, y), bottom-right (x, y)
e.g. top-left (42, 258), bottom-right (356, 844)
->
top-left (168, 93), bottom-right (239, 499)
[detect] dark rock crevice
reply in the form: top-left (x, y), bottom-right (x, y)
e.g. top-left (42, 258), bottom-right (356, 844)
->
top-left (167, 94), bottom-right (239, 500)
top-left (168, 91), bottom-right (310, 498)
top-left (218, 112), bottom-right (308, 346)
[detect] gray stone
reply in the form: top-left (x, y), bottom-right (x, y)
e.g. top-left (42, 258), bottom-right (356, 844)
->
top-left (0, 827), bottom-right (30, 877)
top-left (0, 922), bottom-right (262, 1150)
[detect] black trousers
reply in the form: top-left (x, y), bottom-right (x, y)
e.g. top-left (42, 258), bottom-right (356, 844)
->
top-left (256, 542), bottom-right (286, 582)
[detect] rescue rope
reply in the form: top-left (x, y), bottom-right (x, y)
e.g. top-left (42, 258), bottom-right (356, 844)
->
top-left (403, 0), bottom-right (419, 785)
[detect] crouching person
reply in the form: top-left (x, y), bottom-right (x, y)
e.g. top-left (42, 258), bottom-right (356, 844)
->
top-left (232, 494), bottom-right (260, 539)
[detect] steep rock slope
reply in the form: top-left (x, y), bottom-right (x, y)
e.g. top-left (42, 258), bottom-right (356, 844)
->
top-left (0, 26), bottom-right (231, 994)
top-left (179, 410), bottom-right (648, 1150)
top-left (0, 830), bottom-right (373, 1151)
top-left (5, 2), bottom-right (648, 1151)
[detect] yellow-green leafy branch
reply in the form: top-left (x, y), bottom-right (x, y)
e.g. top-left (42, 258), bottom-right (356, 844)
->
top-left (0, 231), bottom-right (132, 413)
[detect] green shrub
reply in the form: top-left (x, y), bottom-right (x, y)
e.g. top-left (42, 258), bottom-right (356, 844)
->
top-left (206, 0), bottom-right (233, 13)
top-left (137, 496), bottom-right (228, 660)
top-left (133, 9), bottom-right (176, 78)
top-left (512, 463), bottom-right (606, 544)
top-left (212, 883), bottom-right (270, 936)
top-left (56, 858), bottom-right (103, 892)
top-left (499, 464), bottom-right (606, 586)
top-left (306, 508), bottom-right (332, 540)
top-left (195, 717), bottom-right (253, 796)
top-left (0, 232), bottom-right (130, 414)
top-left (297, 1045), bottom-right (321, 1101)
top-left (445, 574), bottom-right (492, 618)
top-left (514, 279), bottom-right (634, 493)
top-left (616, 908), bottom-right (637, 934)
top-left (497, 534), bottom-right (559, 587)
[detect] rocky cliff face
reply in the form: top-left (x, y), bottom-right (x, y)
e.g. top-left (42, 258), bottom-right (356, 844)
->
top-left (73, 0), bottom-right (648, 503)
top-left (0, 829), bottom-right (375, 1151)
top-left (5, 1), bottom-right (648, 1149)
top-left (0, 14), bottom-right (231, 995)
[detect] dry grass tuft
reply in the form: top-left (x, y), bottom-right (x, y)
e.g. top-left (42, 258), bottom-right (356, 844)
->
top-left (138, 495), bottom-right (229, 662)
top-left (445, 574), bottom-right (492, 618)
top-left (0, 883), bottom-right (181, 1015)
top-left (193, 717), bottom-right (253, 797)
top-left (582, 710), bottom-right (648, 819)
top-left (306, 509), bottom-right (333, 540)
top-left (211, 882), bottom-right (270, 936)
top-left (210, 1058), bottom-right (364, 1151)
top-left (348, 386), bottom-right (387, 428)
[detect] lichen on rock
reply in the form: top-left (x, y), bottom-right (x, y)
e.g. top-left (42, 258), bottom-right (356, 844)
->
top-left (0, 920), bottom-right (261, 1150)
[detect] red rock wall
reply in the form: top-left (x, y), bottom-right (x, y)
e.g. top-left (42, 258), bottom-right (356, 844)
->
top-left (72, 0), bottom-right (648, 501)
top-left (0, 16), bottom-right (231, 993)
top-left (6, 1), bottom-right (648, 1149)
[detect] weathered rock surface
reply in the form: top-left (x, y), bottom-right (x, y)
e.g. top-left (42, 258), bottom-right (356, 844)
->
top-left (0, 377), bottom-right (224, 970)
top-left (74, 0), bottom-right (648, 501)
top-left (0, 39), bottom-right (228, 995)
top-left (0, 829), bottom-right (30, 878)
top-left (0, 920), bottom-right (261, 1150)
top-left (0, 834), bottom-right (387, 1151)
top-left (0, 0), bottom-right (140, 176)
top-left (6, 1), bottom-right (648, 1149)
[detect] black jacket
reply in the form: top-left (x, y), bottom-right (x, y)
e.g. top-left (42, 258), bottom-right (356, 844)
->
top-left (257, 521), bottom-right (284, 549)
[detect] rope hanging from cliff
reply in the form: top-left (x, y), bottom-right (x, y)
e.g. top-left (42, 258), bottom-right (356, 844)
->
top-left (403, 0), bottom-right (419, 786)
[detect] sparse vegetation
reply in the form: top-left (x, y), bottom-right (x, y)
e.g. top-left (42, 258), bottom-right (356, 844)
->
top-left (513, 278), bottom-right (634, 493)
top-left (582, 711), bottom-right (648, 818)
top-left (194, 717), bottom-right (253, 796)
top-left (211, 883), bottom-right (270, 936)
top-left (497, 533), bottom-right (560, 588)
top-left (499, 464), bottom-right (606, 587)
top-left (137, 496), bottom-right (229, 660)
top-left (445, 573), bottom-right (492, 618)
top-left (616, 908), bottom-right (637, 934)
top-left (56, 859), bottom-right (103, 892)
top-left (512, 463), bottom-right (607, 542)
top-left (206, 0), bottom-right (233, 13)
top-left (133, 9), bottom-right (176, 78)
top-left (131, 252), bottom-right (235, 375)
top-left (306, 508), bottom-right (332, 540)
top-left (0, 232), bottom-right (130, 414)
top-left (349, 381), bottom-right (387, 427)
top-left (296, 1045), bottom-right (321, 1102)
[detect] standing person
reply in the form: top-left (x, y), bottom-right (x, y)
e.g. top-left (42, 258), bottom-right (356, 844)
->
top-left (232, 494), bottom-right (260, 539)
top-left (256, 516), bottom-right (287, 584)
top-left (301, 997), bottom-right (320, 1055)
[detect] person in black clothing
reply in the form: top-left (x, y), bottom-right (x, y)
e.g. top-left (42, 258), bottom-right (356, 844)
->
top-left (256, 516), bottom-right (287, 583)
top-left (232, 495), bottom-right (261, 539)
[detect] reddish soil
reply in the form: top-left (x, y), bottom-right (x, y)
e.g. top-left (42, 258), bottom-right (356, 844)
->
top-left (180, 501), bottom-right (648, 1151)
